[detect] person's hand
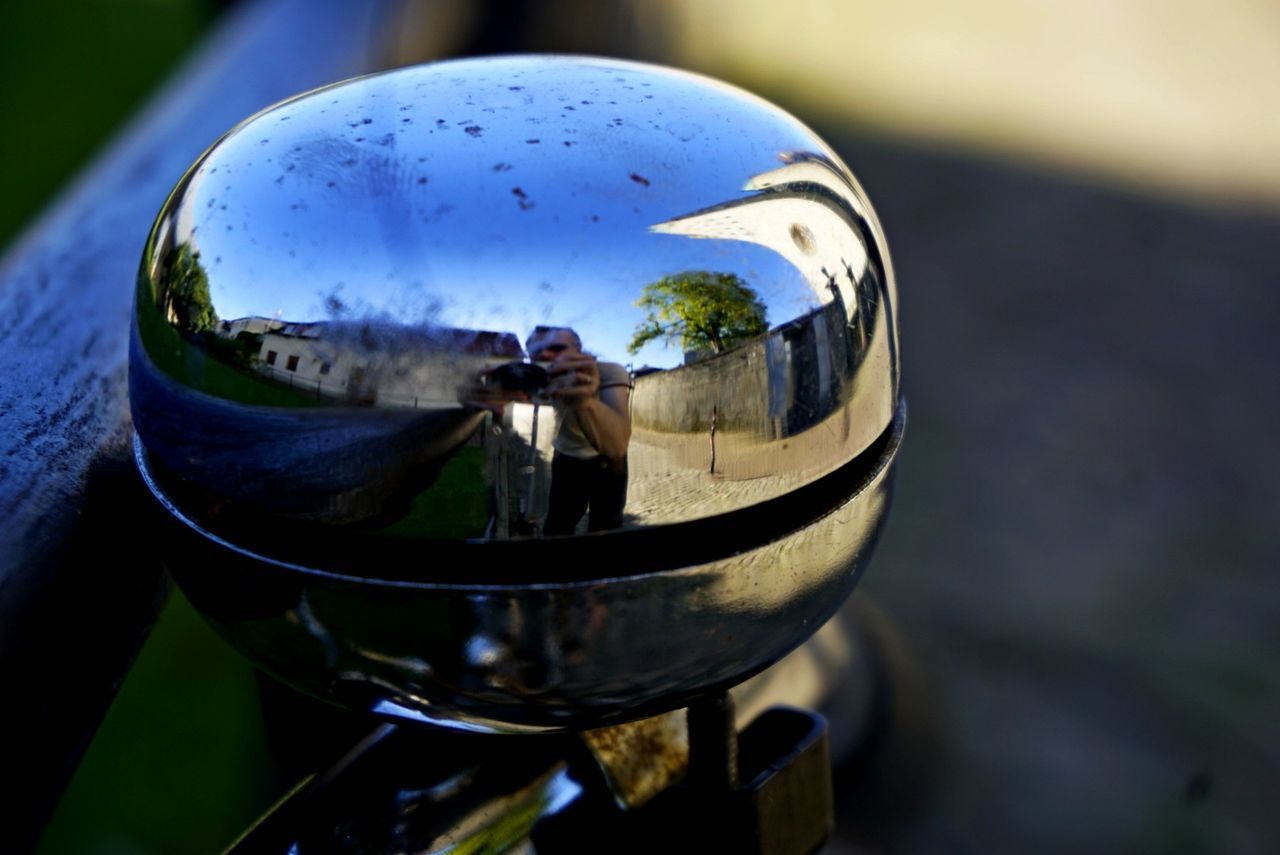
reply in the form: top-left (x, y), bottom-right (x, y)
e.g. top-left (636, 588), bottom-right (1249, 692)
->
top-left (548, 352), bottom-right (600, 406)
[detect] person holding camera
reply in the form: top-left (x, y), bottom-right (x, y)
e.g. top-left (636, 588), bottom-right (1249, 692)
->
top-left (524, 325), bottom-right (632, 535)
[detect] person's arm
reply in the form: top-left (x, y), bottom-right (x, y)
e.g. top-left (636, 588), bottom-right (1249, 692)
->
top-left (572, 385), bottom-right (631, 463)
top-left (550, 356), bottom-right (631, 462)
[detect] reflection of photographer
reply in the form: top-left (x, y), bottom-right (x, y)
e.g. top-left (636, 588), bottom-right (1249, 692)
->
top-left (525, 326), bottom-right (632, 535)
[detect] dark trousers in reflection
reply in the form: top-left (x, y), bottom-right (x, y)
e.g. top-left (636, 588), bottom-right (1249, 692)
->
top-left (543, 453), bottom-right (627, 535)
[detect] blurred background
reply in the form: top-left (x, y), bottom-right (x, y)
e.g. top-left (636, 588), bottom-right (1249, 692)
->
top-left (5, 0), bottom-right (1277, 852)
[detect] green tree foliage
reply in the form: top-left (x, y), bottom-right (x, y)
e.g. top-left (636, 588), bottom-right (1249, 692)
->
top-left (627, 271), bottom-right (768, 356)
top-left (165, 242), bottom-right (217, 335)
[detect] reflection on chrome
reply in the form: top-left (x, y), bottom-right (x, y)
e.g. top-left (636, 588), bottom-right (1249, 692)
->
top-left (132, 56), bottom-right (898, 543)
top-left (132, 56), bottom-right (905, 731)
top-left (140, 412), bottom-right (901, 730)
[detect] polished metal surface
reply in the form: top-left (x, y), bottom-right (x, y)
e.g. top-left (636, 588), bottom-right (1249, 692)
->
top-left (138, 412), bottom-right (899, 731)
top-left (130, 55), bottom-right (904, 731)
top-left (131, 56), bottom-right (899, 538)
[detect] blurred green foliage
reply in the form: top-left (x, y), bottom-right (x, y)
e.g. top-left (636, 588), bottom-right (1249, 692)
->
top-left (0, 0), bottom-right (213, 252)
top-left (38, 592), bottom-right (275, 854)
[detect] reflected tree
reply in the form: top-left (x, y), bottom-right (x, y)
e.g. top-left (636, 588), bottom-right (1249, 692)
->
top-left (627, 271), bottom-right (768, 356)
top-left (164, 243), bottom-right (217, 335)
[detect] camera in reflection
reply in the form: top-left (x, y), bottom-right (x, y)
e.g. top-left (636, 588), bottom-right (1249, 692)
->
top-left (484, 360), bottom-right (553, 401)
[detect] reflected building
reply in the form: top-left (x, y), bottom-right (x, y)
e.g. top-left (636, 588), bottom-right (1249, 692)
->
top-left (639, 153), bottom-right (890, 441)
top-left (134, 301), bottom-right (529, 527)
top-left (215, 315), bottom-right (524, 409)
top-left (217, 316), bottom-right (283, 339)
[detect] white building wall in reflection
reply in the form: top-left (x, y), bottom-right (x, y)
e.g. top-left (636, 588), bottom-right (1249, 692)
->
top-left (218, 316), bottom-right (524, 409)
top-left (639, 156), bottom-right (891, 441)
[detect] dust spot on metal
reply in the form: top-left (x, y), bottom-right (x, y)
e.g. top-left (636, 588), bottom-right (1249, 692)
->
top-left (493, 163), bottom-right (513, 172)
top-left (629, 173), bottom-right (651, 187)
top-left (563, 141), bottom-right (573, 147)
top-left (526, 139), bottom-right (540, 144)
top-left (512, 187), bottom-right (534, 210)
top-left (790, 223), bottom-right (817, 254)
top-left (417, 176), bottom-right (428, 185)
top-left (464, 125), bottom-right (483, 137)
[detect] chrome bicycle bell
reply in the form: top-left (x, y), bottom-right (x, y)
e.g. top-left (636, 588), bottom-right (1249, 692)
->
top-left (130, 56), bottom-right (904, 732)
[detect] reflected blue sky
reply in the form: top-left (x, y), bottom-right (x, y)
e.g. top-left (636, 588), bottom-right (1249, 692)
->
top-left (171, 57), bottom-right (835, 368)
